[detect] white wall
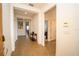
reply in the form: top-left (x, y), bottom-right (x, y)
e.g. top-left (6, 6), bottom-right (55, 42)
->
top-left (30, 13), bottom-right (45, 46)
top-left (14, 16), bottom-right (18, 42)
top-left (56, 4), bottom-right (79, 56)
top-left (2, 3), bottom-right (14, 56)
top-left (37, 13), bottom-right (45, 46)
top-left (30, 14), bottom-right (38, 34)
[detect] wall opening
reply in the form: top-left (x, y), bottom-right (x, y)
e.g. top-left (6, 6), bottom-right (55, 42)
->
top-left (44, 5), bottom-right (56, 55)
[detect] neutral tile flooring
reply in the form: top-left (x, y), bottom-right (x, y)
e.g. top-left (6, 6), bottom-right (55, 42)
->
top-left (12, 36), bottom-right (56, 56)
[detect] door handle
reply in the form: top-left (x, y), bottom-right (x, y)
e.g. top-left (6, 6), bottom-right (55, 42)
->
top-left (2, 35), bottom-right (5, 42)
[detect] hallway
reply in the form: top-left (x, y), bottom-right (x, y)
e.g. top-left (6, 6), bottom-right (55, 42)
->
top-left (12, 36), bottom-right (56, 56)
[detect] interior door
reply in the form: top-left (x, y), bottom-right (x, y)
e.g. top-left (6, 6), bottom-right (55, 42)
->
top-left (0, 3), bottom-right (4, 56)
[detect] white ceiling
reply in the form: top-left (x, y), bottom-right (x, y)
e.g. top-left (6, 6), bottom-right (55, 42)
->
top-left (14, 7), bottom-right (36, 17)
top-left (28, 3), bottom-right (48, 9)
top-left (23, 3), bottom-right (49, 9)
top-left (14, 3), bottom-right (55, 17)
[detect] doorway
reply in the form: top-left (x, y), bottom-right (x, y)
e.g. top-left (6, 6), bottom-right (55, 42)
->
top-left (44, 6), bottom-right (56, 55)
top-left (44, 20), bottom-right (48, 41)
top-left (25, 21), bottom-right (29, 39)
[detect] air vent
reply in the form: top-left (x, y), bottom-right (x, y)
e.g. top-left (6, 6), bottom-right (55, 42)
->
top-left (28, 3), bottom-right (34, 7)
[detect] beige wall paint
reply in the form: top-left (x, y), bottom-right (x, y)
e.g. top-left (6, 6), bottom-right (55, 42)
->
top-left (56, 4), bottom-right (79, 56)
top-left (45, 6), bottom-right (56, 41)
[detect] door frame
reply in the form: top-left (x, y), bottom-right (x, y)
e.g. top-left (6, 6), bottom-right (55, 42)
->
top-left (0, 3), bottom-right (4, 56)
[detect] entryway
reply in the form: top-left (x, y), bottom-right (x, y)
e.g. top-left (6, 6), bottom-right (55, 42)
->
top-left (44, 6), bottom-right (56, 55)
top-left (25, 21), bottom-right (29, 39)
top-left (12, 4), bottom-right (56, 56)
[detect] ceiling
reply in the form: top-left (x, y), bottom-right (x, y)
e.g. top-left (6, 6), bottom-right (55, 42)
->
top-left (14, 7), bottom-right (36, 17)
top-left (14, 3), bottom-right (55, 17)
top-left (27, 3), bottom-right (48, 9)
